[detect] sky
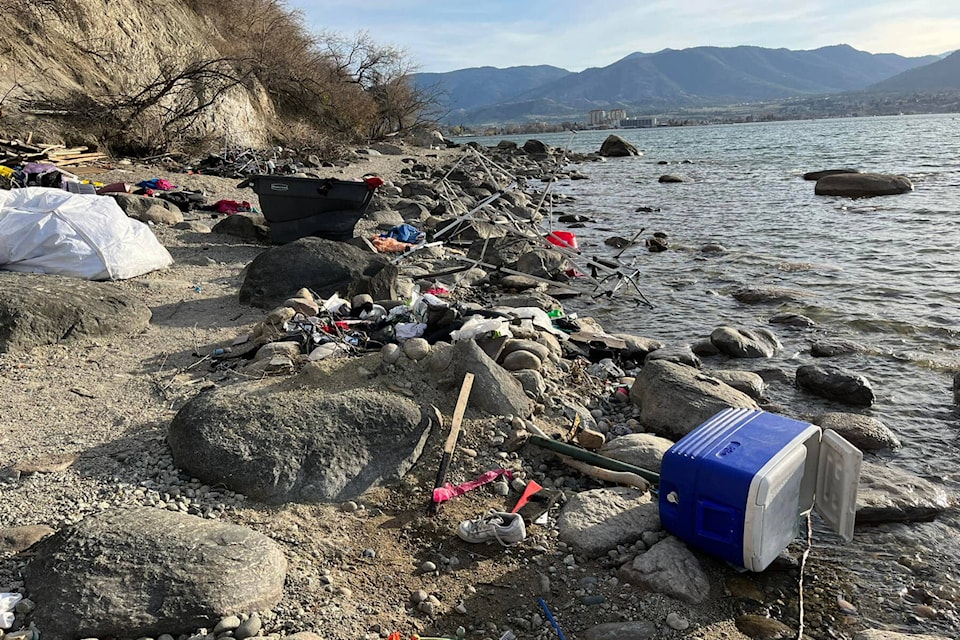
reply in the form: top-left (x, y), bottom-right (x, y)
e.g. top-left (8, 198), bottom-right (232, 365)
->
top-left (287, 0), bottom-right (960, 73)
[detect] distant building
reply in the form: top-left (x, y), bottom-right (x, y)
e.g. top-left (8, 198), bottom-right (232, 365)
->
top-left (607, 109), bottom-right (626, 123)
top-left (589, 109), bottom-right (607, 126)
top-left (621, 117), bottom-right (658, 128)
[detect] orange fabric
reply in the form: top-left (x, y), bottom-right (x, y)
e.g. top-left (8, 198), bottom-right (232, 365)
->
top-left (371, 236), bottom-right (413, 253)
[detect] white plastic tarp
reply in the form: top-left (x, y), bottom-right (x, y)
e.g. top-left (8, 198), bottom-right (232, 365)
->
top-left (0, 187), bottom-right (173, 280)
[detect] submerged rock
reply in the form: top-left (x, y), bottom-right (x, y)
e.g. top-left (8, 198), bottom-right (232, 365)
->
top-left (857, 461), bottom-right (955, 524)
top-left (796, 364), bottom-right (875, 406)
top-left (598, 134), bottom-right (640, 157)
top-left (710, 326), bottom-right (782, 358)
top-left (803, 168), bottom-right (859, 181)
top-left (815, 172), bottom-right (913, 197)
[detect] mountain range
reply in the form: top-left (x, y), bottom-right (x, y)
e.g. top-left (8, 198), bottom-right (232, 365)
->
top-left (411, 44), bottom-right (957, 125)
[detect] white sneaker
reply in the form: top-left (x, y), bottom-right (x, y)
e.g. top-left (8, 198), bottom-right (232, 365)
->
top-left (457, 511), bottom-right (526, 545)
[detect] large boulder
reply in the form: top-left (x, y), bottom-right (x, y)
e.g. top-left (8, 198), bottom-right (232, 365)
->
top-left (107, 192), bottom-right (181, 218)
top-left (707, 369), bottom-right (766, 399)
top-left (436, 339), bottom-right (532, 418)
top-left (24, 508), bottom-right (286, 639)
top-left (513, 249), bottom-right (568, 279)
top-left (812, 412), bottom-right (901, 451)
top-left (169, 385), bottom-right (432, 503)
top-left (629, 360), bottom-right (760, 439)
top-left (211, 212), bottom-right (270, 241)
top-left (556, 487), bottom-right (660, 558)
top-left (466, 235), bottom-right (539, 268)
top-left (239, 237), bottom-right (398, 309)
top-left (0, 273), bottom-right (151, 353)
top-left (598, 134), bottom-right (640, 157)
top-left (522, 139), bottom-right (549, 155)
top-left (619, 536), bottom-right (711, 604)
top-left (814, 172), bottom-right (913, 197)
top-left (710, 326), bottom-right (781, 358)
top-left (796, 364), bottom-right (875, 406)
top-left (598, 433), bottom-right (674, 474)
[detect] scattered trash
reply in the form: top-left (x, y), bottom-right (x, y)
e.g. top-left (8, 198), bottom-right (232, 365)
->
top-left (432, 468), bottom-right (513, 505)
top-left (537, 597), bottom-right (567, 640)
top-left (0, 592), bottom-right (23, 630)
top-left (457, 511), bottom-right (526, 545)
top-left (428, 373), bottom-right (474, 515)
top-left (659, 408), bottom-right (861, 572)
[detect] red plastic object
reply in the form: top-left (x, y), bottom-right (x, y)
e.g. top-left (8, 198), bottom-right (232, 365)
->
top-left (546, 230), bottom-right (579, 251)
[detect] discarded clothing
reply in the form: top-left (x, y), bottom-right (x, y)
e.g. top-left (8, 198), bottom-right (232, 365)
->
top-left (371, 236), bottom-right (414, 253)
top-left (136, 178), bottom-right (176, 191)
top-left (395, 322), bottom-right (427, 340)
top-left (96, 182), bottom-right (133, 195)
top-left (209, 199), bottom-right (253, 214)
top-left (432, 468), bottom-right (513, 504)
top-left (0, 592), bottom-right (23, 630)
top-left (381, 223), bottom-right (424, 244)
top-left (157, 190), bottom-right (207, 212)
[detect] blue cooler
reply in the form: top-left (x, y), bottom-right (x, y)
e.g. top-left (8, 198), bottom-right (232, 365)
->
top-left (658, 408), bottom-right (861, 571)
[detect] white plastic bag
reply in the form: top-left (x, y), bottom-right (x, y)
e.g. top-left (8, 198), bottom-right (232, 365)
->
top-left (0, 592), bottom-right (23, 630)
top-left (0, 187), bottom-right (173, 280)
top-left (449, 315), bottom-right (513, 342)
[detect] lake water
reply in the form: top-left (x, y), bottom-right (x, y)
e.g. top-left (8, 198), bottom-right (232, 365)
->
top-left (460, 115), bottom-right (960, 635)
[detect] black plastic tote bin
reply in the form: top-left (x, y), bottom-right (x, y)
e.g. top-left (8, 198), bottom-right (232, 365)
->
top-left (238, 175), bottom-right (377, 243)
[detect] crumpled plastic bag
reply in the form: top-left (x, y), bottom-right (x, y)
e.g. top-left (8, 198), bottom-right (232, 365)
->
top-left (0, 592), bottom-right (23, 629)
top-left (449, 315), bottom-right (513, 342)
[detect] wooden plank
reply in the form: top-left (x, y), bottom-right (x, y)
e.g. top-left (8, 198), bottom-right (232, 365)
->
top-left (428, 372), bottom-right (475, 514)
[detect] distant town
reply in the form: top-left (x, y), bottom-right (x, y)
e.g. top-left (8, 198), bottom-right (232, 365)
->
top-left (444, 89), bottom-right (960, 137)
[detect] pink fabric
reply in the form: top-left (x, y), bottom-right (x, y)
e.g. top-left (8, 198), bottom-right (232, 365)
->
top-left (432, 468), bottom-right (513, 504)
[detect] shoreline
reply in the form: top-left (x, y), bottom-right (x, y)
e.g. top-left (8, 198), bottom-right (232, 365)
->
top-left (0, 139), bottom-right (955, 640)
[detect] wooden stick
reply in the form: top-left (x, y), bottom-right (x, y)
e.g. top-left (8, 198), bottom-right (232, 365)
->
top-left (557, 455), bottom-right (651, 491)
top-left (428, 372), bottom-right (475, 514)
top-left (527, 435), bottom-right (660, 484)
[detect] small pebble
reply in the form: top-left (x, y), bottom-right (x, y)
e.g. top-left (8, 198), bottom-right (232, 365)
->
top-left (583, 595), bottom-right (605, 605)
top-left (234, 613), bottom-right (262, 640)
top-left (492, 481), bottom-right (510, 496)
top-left (214, 615), bottom-right (242, 633)
top-left (411, 589), bottom-right (428, 603)
top-left (455, 603), bottom-right (467, 614)
top-left (666, 612), bottom-right (690, 630)
top-left (341, 501), bottom-right (359, 513)
top-left (362, 548), bottom-right (376, 559)
top-left (420, 560), bottom-right (437, 572)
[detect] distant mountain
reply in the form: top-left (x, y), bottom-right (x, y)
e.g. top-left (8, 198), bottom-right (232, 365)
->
top-left (869, 50), bottom-right (960, 91)
top-left (411, 65), bottom-right (572, 115)
top-left (419, 44), bottom-right (941, 125)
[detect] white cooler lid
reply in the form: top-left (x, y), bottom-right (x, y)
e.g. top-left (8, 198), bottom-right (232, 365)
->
top-left (814, 429), bottom-right (862, 542)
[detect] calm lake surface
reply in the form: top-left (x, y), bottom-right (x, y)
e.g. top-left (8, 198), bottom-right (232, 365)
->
top-left (461, 115), bottom-right (960, 635)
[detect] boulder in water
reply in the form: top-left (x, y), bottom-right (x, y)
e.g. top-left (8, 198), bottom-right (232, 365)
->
top-left (598, 134), bottom-right (640, 157)
top-left (814, 172), bottom-right (913, 197)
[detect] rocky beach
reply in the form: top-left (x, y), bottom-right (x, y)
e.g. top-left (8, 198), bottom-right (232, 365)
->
top-left (0, 137), bottom-right (956, 640)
